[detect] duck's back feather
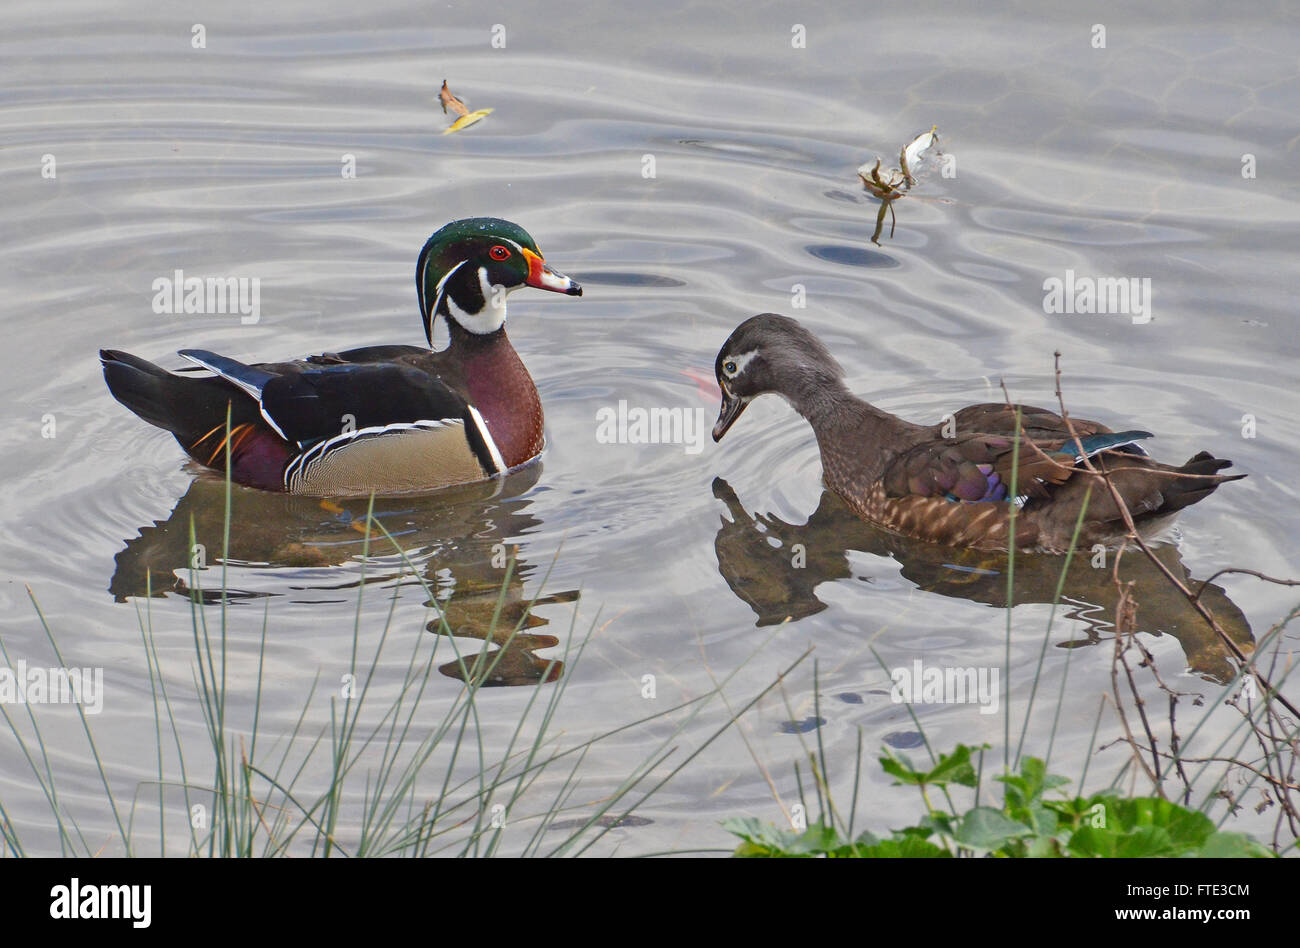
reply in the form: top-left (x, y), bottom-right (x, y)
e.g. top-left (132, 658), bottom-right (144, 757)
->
top-left (837, 402), bottom-right (1242, 551)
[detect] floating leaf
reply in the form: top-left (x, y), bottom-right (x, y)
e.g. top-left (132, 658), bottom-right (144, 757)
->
top-left (856, 125), bottom-right (940, 244)
top-left (857, 156), bottom-right (905, 199)
top-left (442, 108), bottom-right (494, 135)
top-left (857, 125), bottom-right (939, 197)
top-left (900, 124), bottom-right (939, 184)
top-left (438, 80), bottom-right (493, 134)
top-left (439, 79), bottom-right (468, 117)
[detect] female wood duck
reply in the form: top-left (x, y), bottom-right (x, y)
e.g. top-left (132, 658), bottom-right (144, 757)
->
top-left (100, 218), bottom-right (582, 494)
top-left (711, 314), bottom-right (1245, 552)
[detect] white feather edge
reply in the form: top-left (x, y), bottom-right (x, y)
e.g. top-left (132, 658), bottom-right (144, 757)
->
top-left (179, 351), bottom-right (290, 442)
top-left (426, 258), bottom-right (467, 341)
top-left (467, 406), bottom-right (506, 473)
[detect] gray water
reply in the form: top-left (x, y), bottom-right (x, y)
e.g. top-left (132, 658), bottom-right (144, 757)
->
top-left (1, 0), bottom-right (1297, 855)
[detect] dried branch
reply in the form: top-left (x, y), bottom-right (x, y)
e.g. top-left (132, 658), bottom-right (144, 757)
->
top-left (1047, 352), bottom-right (1299, 720)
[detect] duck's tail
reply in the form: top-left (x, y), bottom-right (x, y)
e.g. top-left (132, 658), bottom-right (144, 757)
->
top-left (100, 349), bottom-right (196, 438)
top-left (101, 348), bottom-right (292, 490)
top-left (101, 348), bottom-right (254, 449)
top-left (1157, 451), bottom-right (1247, 514)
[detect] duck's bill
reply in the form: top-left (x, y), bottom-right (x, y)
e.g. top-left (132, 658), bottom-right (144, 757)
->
top-left (523, 249), bottom-right (583, 295)
top-left (712, 393), bottom-right (748, 442)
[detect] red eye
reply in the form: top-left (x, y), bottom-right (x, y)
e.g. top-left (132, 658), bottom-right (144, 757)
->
top-left (489, 245), bottom-right (511, 260)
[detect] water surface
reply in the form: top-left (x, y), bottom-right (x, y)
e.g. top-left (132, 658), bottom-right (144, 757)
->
top-left (2, 0), bottom-right (1297, 854)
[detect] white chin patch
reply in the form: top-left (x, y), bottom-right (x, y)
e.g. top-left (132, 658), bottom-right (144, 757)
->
top-left (448, 266), bottom-right (510, 335)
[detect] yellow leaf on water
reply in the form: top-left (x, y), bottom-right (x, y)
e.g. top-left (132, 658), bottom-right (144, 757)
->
top-left (442, 108), bottom-right (494, 135)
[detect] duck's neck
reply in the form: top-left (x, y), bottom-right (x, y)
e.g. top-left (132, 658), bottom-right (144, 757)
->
top-left (796, 381), bottom-right (911, 483)
top-left (447, 320), bottom-right (543, 468)
top-left (784, 369), bottom-right (854, 426)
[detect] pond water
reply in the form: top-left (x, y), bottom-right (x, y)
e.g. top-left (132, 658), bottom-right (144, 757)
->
top-left (2, 0), bottom-right (1297, 855)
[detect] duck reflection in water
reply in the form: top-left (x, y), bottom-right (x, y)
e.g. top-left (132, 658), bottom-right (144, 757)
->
top-left (711, 478), bottom-right (1253, 683)
top-left (108, 464), bottom-right (577, 687)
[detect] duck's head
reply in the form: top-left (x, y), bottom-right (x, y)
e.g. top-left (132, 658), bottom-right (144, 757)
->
top-left (712, 313), bottom-right (845, 442)
top-left (416, 217), bottom-right (582, 345)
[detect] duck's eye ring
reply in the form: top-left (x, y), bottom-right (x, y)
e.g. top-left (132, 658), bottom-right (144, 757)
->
top-left (723, 360), bottom-right (738, 375)
top-left (489, 245), bottom-right (511, 260)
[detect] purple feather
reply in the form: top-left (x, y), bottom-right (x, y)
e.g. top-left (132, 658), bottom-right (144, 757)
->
top-left (980, 470), bottom-right (1007, 502)
top-left (949, 464), bottom-right (1006, 503)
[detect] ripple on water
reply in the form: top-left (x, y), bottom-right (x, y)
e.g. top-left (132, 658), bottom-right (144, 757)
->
top-left (805, 244), bottom-right (900, 268)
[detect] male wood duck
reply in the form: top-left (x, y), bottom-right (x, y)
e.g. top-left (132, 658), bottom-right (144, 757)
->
top-left (100, 218), bottom-right (582, 494)
top-left (711, 314), bottom-right (1245, 552)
